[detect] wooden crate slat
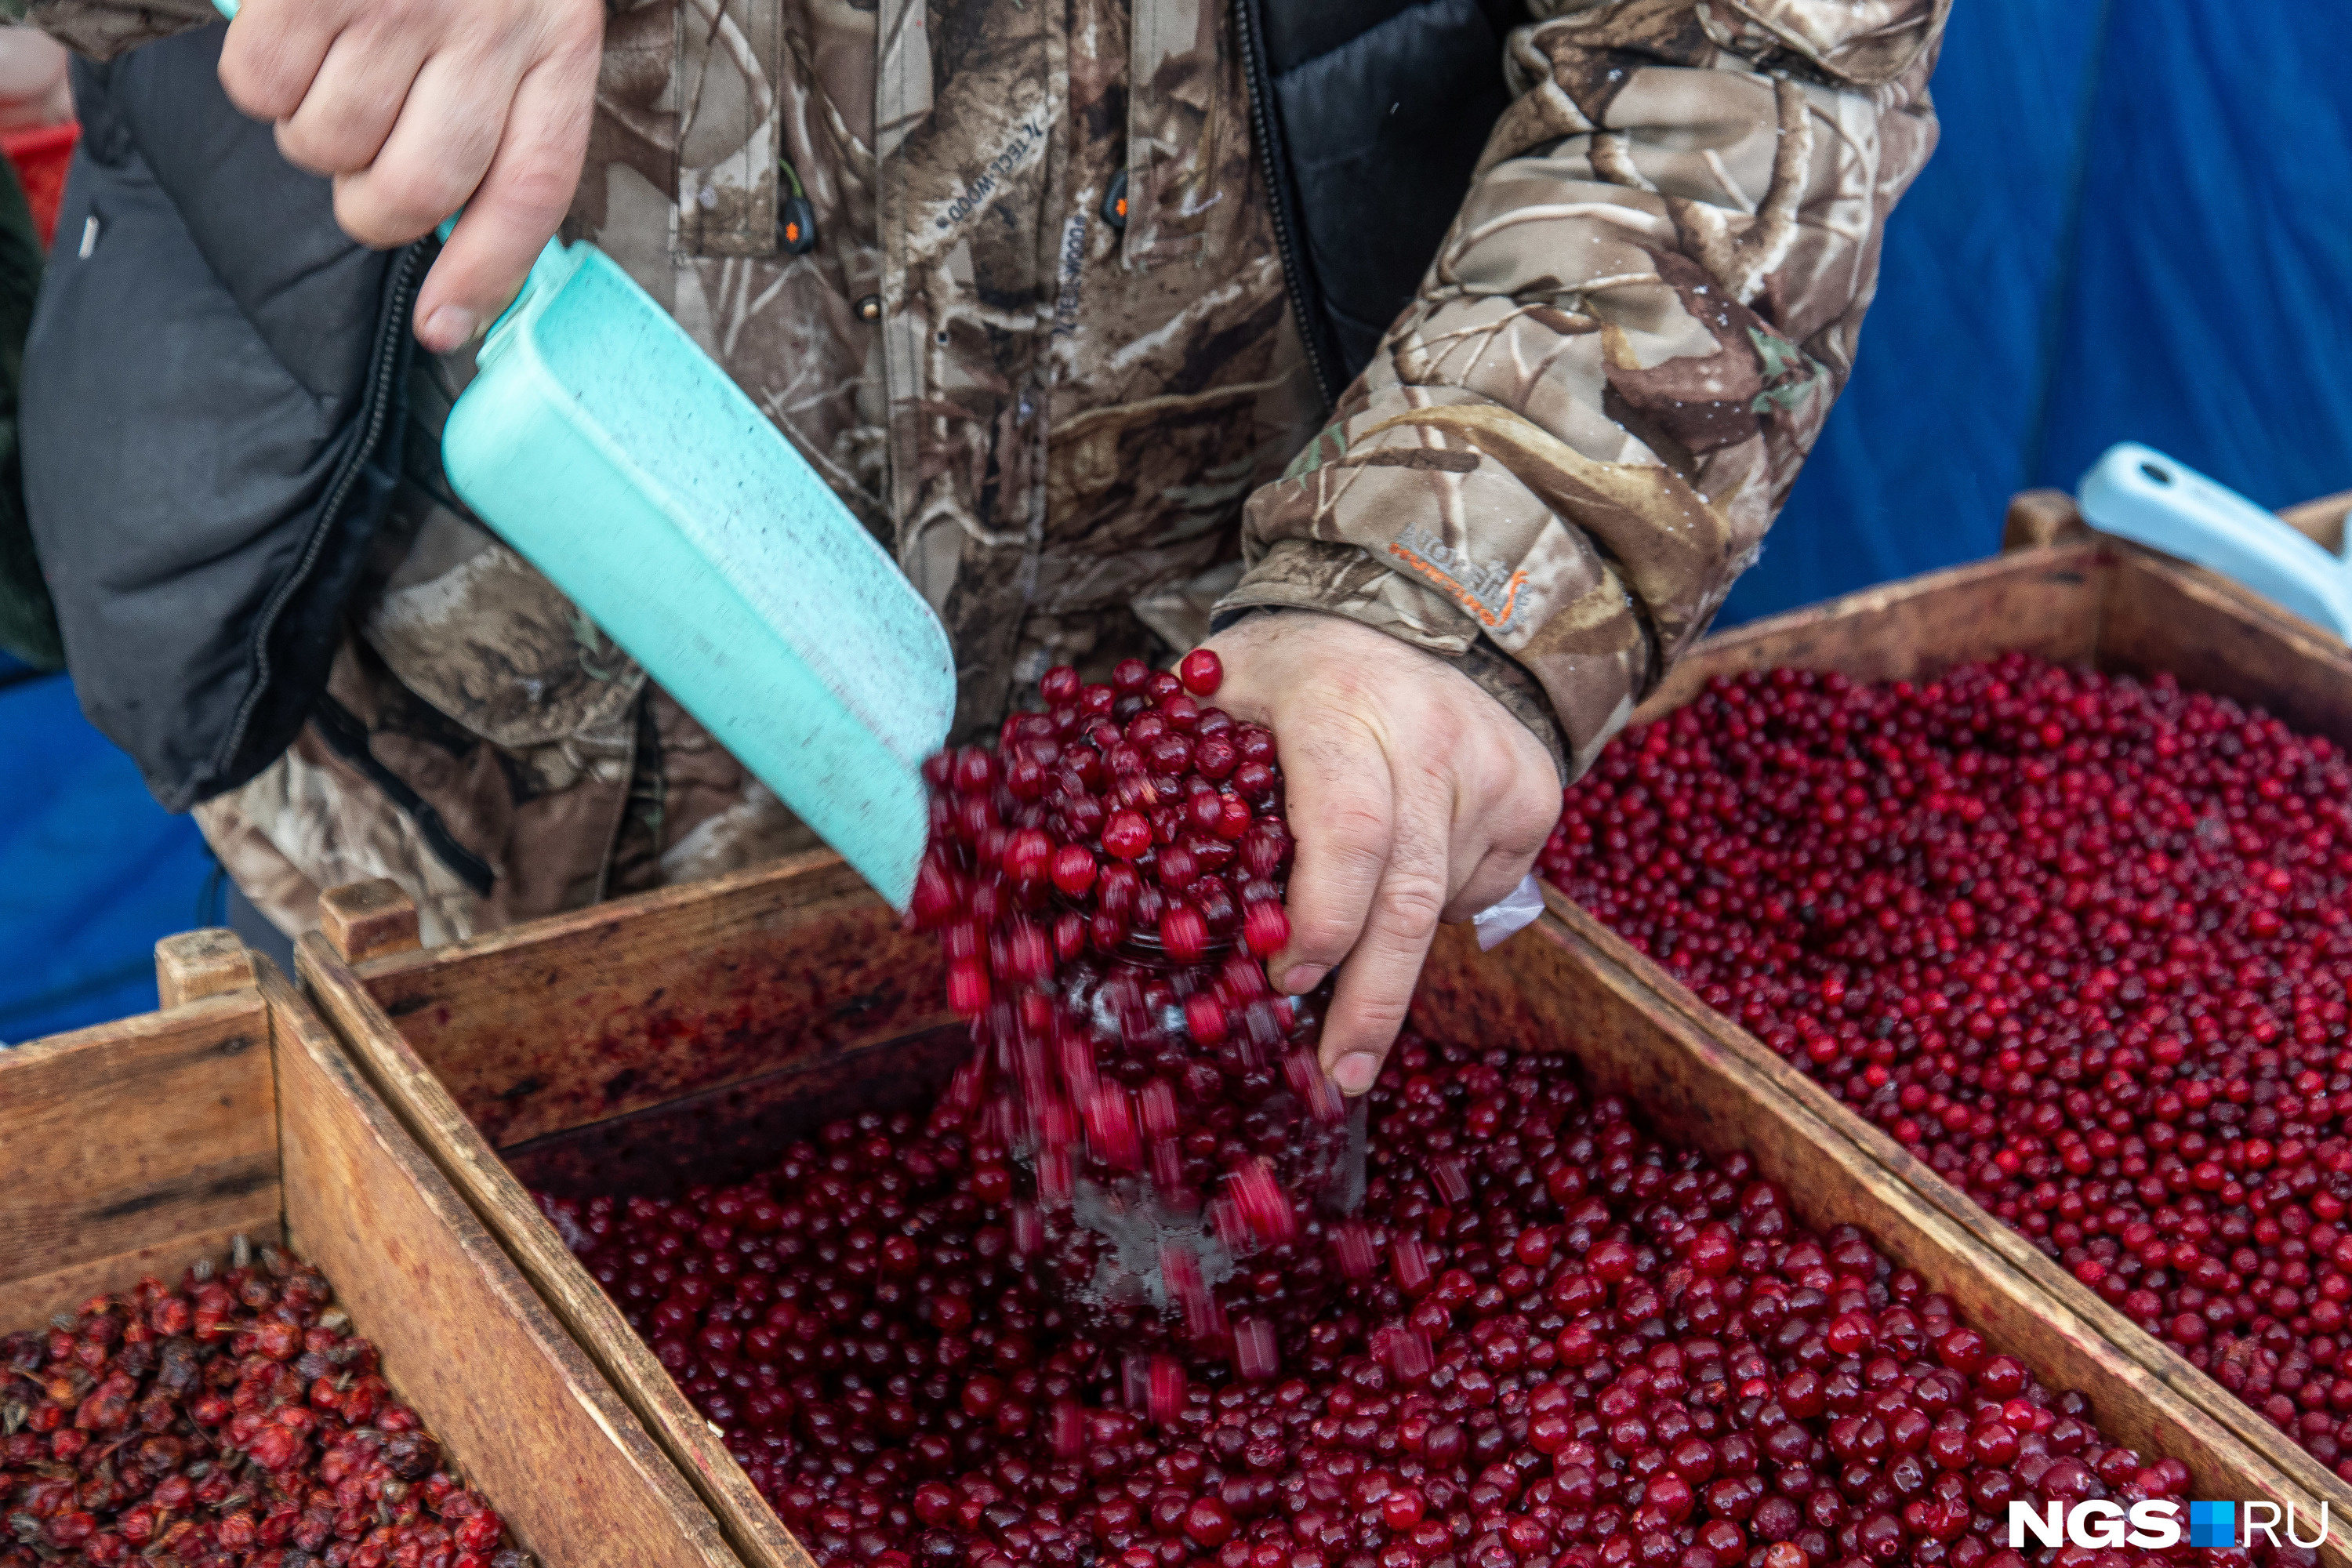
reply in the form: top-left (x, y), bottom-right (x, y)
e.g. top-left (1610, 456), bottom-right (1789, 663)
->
top-left (2, 1225), bottom-right (283, 1330)
top-left (2097, 542), bottom-right (2352, 737)
top-left (267, 960), bottom-right (738, 1568)
top-left (298, 933), bottom-right (822, 1568)
top-left (0, 993), bottom-right (278, 1290)
top-left (338, 853), bottom-right (949, 1149)
top-left (1634, 543), bottom-right (2108, 722)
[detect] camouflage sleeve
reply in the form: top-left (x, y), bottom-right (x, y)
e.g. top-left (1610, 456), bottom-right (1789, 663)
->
top-left (7, 0), bottom-right (216, 60)
top-left (1219, 0), bottom-right (1948, 780)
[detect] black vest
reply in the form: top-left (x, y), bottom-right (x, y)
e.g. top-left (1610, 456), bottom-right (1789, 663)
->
top-left (21, 1), bottom-right (1513, 811)
top-left (1243, 0), bottom-right (1519, 402)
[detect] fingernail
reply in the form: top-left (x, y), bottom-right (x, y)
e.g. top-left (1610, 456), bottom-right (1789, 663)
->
top-left (1333, 1052), bottom-right (1380, 1096)
top-left (1281, 964), bottom-right (1327, 996)
top-left (421, 305), bottom-right (477, 348)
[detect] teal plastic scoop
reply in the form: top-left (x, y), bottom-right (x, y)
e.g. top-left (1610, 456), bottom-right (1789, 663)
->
top-left (212, 1), bottom-right (955, 909)
top-left (2079, 443), bottom-right (2352, 644)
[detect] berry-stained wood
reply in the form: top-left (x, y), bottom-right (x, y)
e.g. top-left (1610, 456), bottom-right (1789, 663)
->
top-left (298, 844), bottom-right (2346, 1568)
top-left (297, 855), bottom-right (939, 1568)
top-left (0, 932), bottom-right (745, 1568)
top-left (0, 986), bottom-right (276, 1325)
top-left (1581, 533), bottom-right (2352, 1549)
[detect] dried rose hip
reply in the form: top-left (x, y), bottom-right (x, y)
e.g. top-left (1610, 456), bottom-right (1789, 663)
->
top-left (546, 1029), bottom-right (2248, 1568)
top-left (1546, 651), bottom-right (2352, 1488)
top-left (1, 1240), bottom-right (521, 1568)
top-left (909, 662), bottom-right (1352, 1348)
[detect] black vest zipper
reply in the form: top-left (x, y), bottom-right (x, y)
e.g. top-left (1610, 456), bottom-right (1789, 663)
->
top-left (1236, 0), bottom-right (1341, 411)
top-left (207, 238), bottom-right (429, 791)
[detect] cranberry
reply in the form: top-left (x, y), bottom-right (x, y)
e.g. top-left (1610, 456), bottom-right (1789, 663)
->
top-left (1179, 648), bottom-right (1223, 698)
top-left (1545, 654), bottom-right (2352, 1483)
top-left (906, 664), bottom-right (1354, 1345)
top-left (539, 1026), bottom-right (2232, 1568)
top-left (1242, 900), bottom-right (1290, 958)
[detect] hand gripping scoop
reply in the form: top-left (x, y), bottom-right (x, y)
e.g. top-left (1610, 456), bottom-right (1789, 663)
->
top-left (212, 0), bottom-right (955, 909)
top-left (441, 241), bottom-right (954, 908)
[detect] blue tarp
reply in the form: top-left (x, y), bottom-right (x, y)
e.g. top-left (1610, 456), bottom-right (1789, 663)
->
top-left (1725, 0), bottom-right (2352, 623)
top-left (3, 0), bottom-right (2350, 1036)
top-left (0, 659), bottom-right (216, 1042)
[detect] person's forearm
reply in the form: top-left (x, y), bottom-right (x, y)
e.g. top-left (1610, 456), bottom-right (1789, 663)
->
top-left (1221, 0), bottom-right (1947, 779)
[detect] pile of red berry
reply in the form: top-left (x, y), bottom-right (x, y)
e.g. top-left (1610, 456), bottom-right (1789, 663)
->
top-left (542, 1030), bottom-right (2271, 1568)
top-left (907, 653), bottom-right (1357, 1347)
top-left (2, 1240), bottom-right (517, 1568)
top-left (1541, 653), bottom-right (2352, 1481)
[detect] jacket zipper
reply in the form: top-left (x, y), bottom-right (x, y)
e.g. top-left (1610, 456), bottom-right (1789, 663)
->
top-left (208, 238), bottom-right (428, 793)
top-left (1235, 0), bottom-right (1340, 411)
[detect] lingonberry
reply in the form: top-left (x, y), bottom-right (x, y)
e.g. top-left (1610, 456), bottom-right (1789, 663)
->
top-left (1545, 651), bottom-right (2352, 1487)
top-left (545, 1029), bottom-right (2251, 1568)
top-left (906, 666), bottom-right (1353, 1347)
top-left (1178, 649), bottom-right (1224, 699)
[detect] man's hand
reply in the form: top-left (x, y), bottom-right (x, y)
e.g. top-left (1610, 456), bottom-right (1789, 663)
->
top-left (1200, 612), bottom-right (1561, 1098)
top-left (217, 0), bottom-right (605, 353)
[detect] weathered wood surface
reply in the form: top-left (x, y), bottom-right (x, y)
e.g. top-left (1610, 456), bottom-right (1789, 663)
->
top-left (2000, 488), bottom-right (2087, 552)
top-left (2279, 488), bottom-right (2352, 553)
top-left (1583, 535), bottom-right (2352, 1545)
top-left (1633, 544), bottom-right (2108, 723)
top-left (301, 924), bottom-right (825, 1568)
top-left (322, 853), bottom-right (951, 1150)
top-left (503, 1022), bottom-right (971, 1201)
top-left (320, 878), bottom-right (424, 964)
top-left (2098, 539), bottom-right (2352, 739)
top-left (268, 957), bottom-right (740, 1568)
top-left (155, 928), bottom-right (261, 1009)
top-left (0, 991), bottom-right (278, 1316)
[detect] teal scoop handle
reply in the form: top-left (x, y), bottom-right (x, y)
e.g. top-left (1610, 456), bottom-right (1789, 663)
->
top-left (2078, 443), bottom-right (2352, 643)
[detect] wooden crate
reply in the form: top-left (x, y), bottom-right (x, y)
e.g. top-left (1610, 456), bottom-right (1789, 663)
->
top-left (294, 850), bottom-right (2349, 1568)
top-left (0, 931), bottom-right (740, 1568)
top-left (1538, 524), bottom-right (2352, 1538)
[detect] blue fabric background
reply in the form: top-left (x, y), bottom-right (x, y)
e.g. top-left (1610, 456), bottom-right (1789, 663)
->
top-left (3, 0), bottom-right (2350, 1038)
top-left (1724, 0), bottom-right (2352, 623)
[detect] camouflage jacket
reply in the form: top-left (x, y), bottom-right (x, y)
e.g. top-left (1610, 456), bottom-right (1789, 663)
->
top-left (17, 0), bottom-right (1944, 943)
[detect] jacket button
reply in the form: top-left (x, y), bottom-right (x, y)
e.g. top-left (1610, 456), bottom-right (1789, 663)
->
top-left (858, 295), bottom-right (882, 323)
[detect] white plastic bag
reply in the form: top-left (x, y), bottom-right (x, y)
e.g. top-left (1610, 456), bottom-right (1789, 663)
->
top-left (1472, 873), bottom-right (1546, 951)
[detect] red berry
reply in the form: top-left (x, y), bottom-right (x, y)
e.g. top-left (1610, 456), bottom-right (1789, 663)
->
top-left (1181, 1497), bottom-right (1232, 1548)
top-left (1242, 900), bottom-right (1289, 956)
top-left (1102, 810), bottom-right (1153, 859)
top-left (1159, 904), bottom-right (1208, 963)
top-left (1001, 827), bottom-right (1052, 887)
top-left (946, 958), bottom-right (990, 1017)
top-left (1049, 844), bottom-right (1098, 897)
top-left (1178, 648), bottom-right (1223, 697)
